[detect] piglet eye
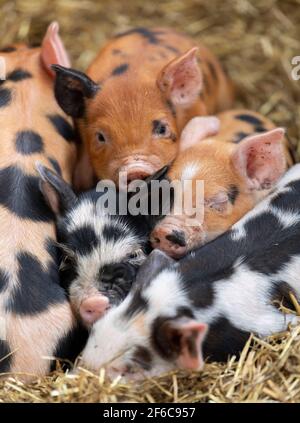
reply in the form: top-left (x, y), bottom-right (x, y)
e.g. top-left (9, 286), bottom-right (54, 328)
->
top-left (152, 120), bottom-right (170, 138)
top-left (96, 131), bottom-right (106, 144)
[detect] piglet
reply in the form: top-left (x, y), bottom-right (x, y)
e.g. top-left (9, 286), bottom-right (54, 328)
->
top-left (151, 109), bottom-right (291, 258)
top-left (79, 164), bottom-right (300, 379)
top-left (50, 27), bottom-right (235, 190)
top-left (0, 23), bottom-right (83, 380)
top-left (38, 164), bottom-right (169, 327)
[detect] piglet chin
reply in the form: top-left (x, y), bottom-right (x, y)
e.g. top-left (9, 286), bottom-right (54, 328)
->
top-left (79, 295), bottom-right (110, 325)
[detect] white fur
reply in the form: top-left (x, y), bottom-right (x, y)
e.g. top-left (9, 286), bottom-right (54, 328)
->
top-left (181, 162), bottom-right (200, 181)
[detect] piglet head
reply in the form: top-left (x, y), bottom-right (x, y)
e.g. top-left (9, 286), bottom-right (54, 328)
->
top-left (151, 120), bottom-right (287, 258)
top-left (79, 250), bottom-right (208, 379)
top-left (51, 47), bottom-right (204, 188)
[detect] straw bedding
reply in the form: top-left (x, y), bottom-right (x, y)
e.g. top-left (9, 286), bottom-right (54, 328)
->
top-left (0, 0), bottom-right (300, 403)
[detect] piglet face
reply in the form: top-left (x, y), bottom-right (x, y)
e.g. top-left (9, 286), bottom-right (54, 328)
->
top-left (38, 164), bottom-right (148, 327)
top-left (151, 120), bottom-right (286, 258)
top-left (79, 250), bottom-right (208, 379)
top-left (79, 82), bottom-right (179, 187)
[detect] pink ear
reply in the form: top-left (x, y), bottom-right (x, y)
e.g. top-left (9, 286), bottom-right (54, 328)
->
top-left (41, 21), bottom-right (71, 77)
top-left (180, 116), bottom-right (220, 151)
top-left (157, 47), bottom-right (202, 107)
top-left (176, 321), bottom-right (207, 370)
top-left (232, 128), bottom-right (287, 190)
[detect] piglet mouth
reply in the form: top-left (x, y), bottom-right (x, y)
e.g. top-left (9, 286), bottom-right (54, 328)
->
top-left (118, 161), bottom-right (159, 189)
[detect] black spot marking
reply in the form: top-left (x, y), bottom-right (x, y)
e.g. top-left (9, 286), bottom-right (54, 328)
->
top-left (203, 317), bottom-right (251, 362)
top-left (67, 225), bottom-right (99, 256)
top-left (48, 157), bottom-right (62, 176)
top-left (166, 100), bottom-right (176, 117)
top-left (115, 27), bottom-right (164, 44)
top-left (8, 68), bottom-right (32, 82)
top-left (0, 269), bottom-right (9, 293)
top-left (132, 346), bottom-right (153, 371)
top-left (15, 130), bottom-right (44, 155)
top-left (0, 88), bottom-right (12, 107)
top-left (235, 114), bottom-right (263, 126)
top-left (254, 126), bottom-right (267, 133)
top-left (164, 45), bottom-right (180, 54)
top-left (228, 185), bottom-right (239, 204)
top-left (233, 131), bottom-right (250, 143)
top-left (45, 237), bottom-right (59, 263)
top-left (166, 230), bottom-right (186, 247)
top-left (124, 286), bottom-right (148, 319)
top-left (6, 252), bottom-right (67, 315)
top-left (0, 340), bottom-right (11, 373)
top-left (50, 322), bottom-right (88, 372)
top-left (0, 166), bottom-right (54, 221)
top-left (208, 62), bottom-right (218, 82)
top-left (0, 46), bottom-right (16, 53)
top-left (102, 224), bottom-right (128, 244)
top-left (47, 114), bottom-right (76, 143)
top-left (111, 63), bottom-right (129, 76)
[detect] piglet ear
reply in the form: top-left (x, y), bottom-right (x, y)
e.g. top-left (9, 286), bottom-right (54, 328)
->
top-left (157, 318), bottom-right (208, 370)
top-left (157, 47), bottom-right (202, 107)
top-left (41, 22), bottom-right (71, 77)
top-left (36, 163), bottom-right (77, 216)
top-left (232, 128), bottom-right (287, 191)
top-left (180, 116), bottom-right (220, 152)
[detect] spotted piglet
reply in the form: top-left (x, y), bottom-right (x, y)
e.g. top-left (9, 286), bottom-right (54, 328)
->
top-left (37, 164), bottom-right (168, 327)
top-left (0, 23), bottom-right (84, 380)
top-left (151, 109), bottom-right (292, 258)
top-left (51, 27), bottom-right (235, 190)
top-left (79, 164), bottom-right (300, 379)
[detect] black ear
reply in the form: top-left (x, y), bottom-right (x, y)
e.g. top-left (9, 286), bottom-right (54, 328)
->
top-left (51, 65), bottom-right (100, 118)
top-left (36, 163), bottom-right (77, 216)
top-left (135, 249), bottom-right (175, 286)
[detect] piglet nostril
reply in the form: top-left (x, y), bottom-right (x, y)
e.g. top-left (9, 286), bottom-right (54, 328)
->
top-left (165, 230), bottom-right (187, 247)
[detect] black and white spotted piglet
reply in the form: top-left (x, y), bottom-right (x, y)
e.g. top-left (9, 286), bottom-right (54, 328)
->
top-left (38, 164), bottom-right (168, 327)
top-left (79, 164), bottom-right (300, 378)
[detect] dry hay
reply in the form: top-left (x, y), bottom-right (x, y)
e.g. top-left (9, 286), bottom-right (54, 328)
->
top-left (0, 0), bottom-right (300, 403)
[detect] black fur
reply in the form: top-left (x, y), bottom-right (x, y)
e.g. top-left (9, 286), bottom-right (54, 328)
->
top-left (111, 63), bottom-right (129, 76)
top-left (203, 317), bottom-right (251, 362)
top-left (0, 166), bottom-right (54, 221)
top-left (48, 157), bottom-right (62, 176)
top-left (0, 88), bottom-right (12, 107)
top-left (0, 269), bottom-right (9, 293)
top-left (5, 252), bottom-right (66, 315)
top-left (233, 131), bottom-right (250, 143)
top-left (7, 68), bottom-right (32, 82)
top-left (15, 130), bottom-right (44, 155)
top-left (67, 225), bottom-right (99, 256)
top-left (235, 114), bottom-right (263, 126)
top-left (115, 27), bottom-right (164, 44)
top-left (47, 114), bottom-right (76, 143)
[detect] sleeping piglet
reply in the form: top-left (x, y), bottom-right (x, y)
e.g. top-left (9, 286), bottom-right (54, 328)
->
top-left (79, 163), bottom-right (300, 379)
top-left (151, 109), bottom-right (292, 258)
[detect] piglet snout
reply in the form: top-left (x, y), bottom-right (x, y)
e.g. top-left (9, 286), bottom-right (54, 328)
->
top-left (80, 295), bottom-right (109, 325)
top-left (151, 227), bottom-right (188, 259)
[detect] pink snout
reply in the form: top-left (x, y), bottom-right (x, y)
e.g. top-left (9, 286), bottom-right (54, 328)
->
top-left (151, 227), bottom-right (188, 259)
top-left (79, 295), bottom-right (109, 325)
